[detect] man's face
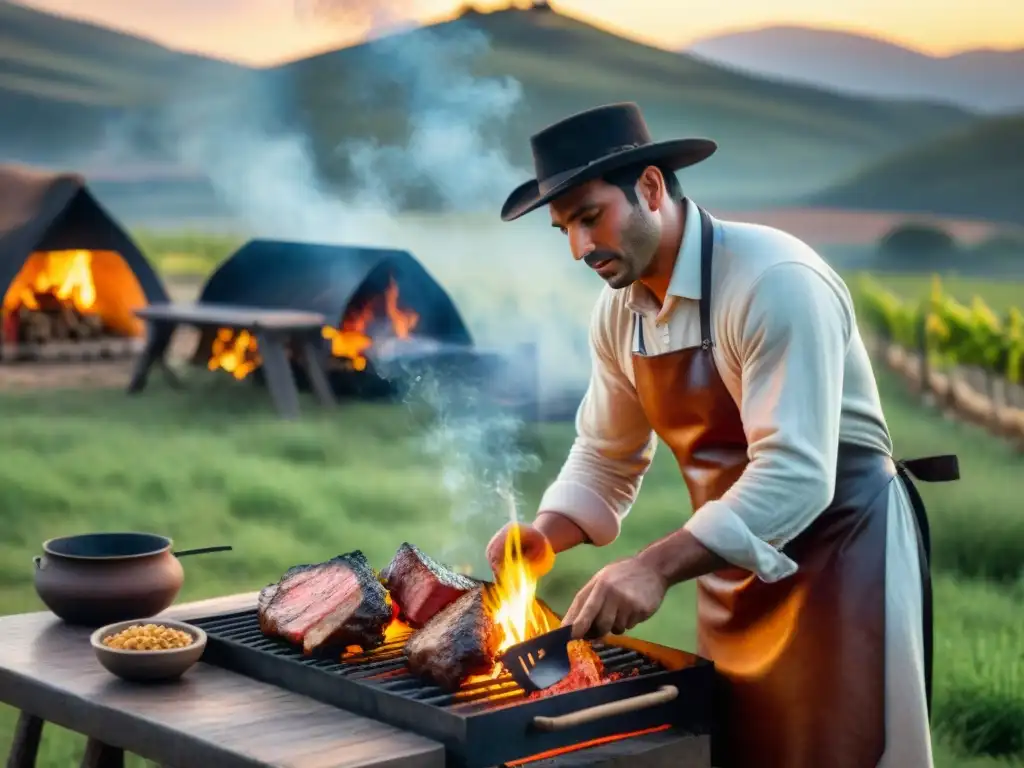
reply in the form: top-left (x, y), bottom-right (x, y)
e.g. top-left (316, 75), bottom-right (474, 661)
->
top-left (549, 176), bottom-right (661, 290)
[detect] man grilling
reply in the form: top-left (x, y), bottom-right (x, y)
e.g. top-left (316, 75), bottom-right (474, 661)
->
top-left (485, 103), bottom-right (959, 768)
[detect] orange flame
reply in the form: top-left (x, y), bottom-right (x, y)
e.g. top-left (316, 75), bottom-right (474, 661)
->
top-left (208, 328), bottom-right (261, 380)
top-left (208, 275), bottom-right (419, 380)
top-left (485, 522), bottom-right (552, 656)
top-left (14, 250), bottom-right (97, 313)
top-left (322, 276), bottom-right (419, 371)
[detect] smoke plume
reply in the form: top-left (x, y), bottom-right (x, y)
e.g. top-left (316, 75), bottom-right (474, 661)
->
top-left (146, 0), bottom-right (598, 573)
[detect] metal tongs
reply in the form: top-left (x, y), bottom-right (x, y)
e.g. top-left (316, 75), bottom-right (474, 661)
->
top-left (499, 625), bottom-right (574, 693)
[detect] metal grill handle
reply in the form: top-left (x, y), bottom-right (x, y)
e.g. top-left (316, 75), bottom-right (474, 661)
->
top-left (531, 685), bottom-right (679, 732)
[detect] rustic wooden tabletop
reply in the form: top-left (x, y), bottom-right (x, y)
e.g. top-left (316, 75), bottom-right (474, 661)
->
top-left (0, 592), bottom-right (445, 768)
top-left (0, 592), bottom-right (711, 768)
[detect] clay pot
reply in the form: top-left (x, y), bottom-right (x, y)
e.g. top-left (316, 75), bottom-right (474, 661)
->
top-left (33, 532), bottom-right (232, 627)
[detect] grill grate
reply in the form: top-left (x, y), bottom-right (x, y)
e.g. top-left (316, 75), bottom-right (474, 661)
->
top-left (189, 609), bottom-right (716, 768)
top-left (192, 610), bottom-right (665, 710)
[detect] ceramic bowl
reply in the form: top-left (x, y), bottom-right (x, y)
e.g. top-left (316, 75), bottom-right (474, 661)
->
top-left (90, 618), bottom-right (206, 682)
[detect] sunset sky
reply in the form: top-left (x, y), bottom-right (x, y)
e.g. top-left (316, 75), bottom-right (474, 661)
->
top-left (14, 0), bottom-right (1024, 65)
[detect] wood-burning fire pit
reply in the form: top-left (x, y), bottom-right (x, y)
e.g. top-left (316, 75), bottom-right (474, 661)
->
top-left (190, 239), bottom-right (539, 412)
top-left (191, 240), bottom-right (474, 395)
top-left (0, 164), bottom-right (170, 364)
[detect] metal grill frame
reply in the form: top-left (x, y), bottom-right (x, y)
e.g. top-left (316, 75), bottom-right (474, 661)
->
top-left (190, 610), bottom-right (716, 768)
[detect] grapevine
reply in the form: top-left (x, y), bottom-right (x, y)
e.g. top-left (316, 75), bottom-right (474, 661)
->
top-left (857, 275), bottom-right (1023, 384)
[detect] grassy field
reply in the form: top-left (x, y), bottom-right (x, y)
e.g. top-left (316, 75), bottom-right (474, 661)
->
top-left (0, 358), bottom-right (1022, 765)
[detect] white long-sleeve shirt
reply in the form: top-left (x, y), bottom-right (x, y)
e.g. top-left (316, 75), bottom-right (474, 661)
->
top-left (538, 197), bottom-right (895, 583)
top-left (537, 198), bottom-right (933, 765)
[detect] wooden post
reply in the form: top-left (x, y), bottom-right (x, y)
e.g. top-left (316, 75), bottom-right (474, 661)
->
top-left (255, 330), bottom-right (302, 420)
top-left (80, 739), bottom-right (123, 768)
top-left (6, 711), bottom-right (43, 768)
top-left (917, 312), bottom-right (931, 403)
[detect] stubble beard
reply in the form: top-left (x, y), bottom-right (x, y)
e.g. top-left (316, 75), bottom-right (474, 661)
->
top-left (605, 206), bottom-right (660, 290)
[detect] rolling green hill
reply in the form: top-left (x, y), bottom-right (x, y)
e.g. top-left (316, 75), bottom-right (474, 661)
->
top-left (0, 0), bottom-right (246, 161)
top-left (0, 1), bottom-right (980, 215)
top-left (274, 6), bottom-right (976, 206)
top-left (810, 113), bottom-right (1024, 225)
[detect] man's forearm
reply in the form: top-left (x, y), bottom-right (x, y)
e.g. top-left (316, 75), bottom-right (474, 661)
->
top-left (635, 528), bottom-right (728, 586)
top-left (534, 511), bottom-right (591, 554)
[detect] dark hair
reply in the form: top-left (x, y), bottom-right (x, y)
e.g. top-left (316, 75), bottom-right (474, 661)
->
top-left (602, 163), bottom-right (684, 206)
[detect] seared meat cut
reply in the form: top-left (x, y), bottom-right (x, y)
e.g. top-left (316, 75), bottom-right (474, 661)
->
top-left (405, 587), bottom-right (501, 692)
top-left (528, 641), bottom-right (605, 699)
top-left (258, 551), bottom-right (392, 654)
top-left (380, 542), bottom-right (477, 627)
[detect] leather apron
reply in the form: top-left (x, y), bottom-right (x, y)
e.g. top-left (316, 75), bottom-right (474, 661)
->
top-left (630, 207), bottom-right (959, 768)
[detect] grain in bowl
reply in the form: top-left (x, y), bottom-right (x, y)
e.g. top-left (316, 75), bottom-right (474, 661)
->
top-left (102, 623), bottom-right (194, 651)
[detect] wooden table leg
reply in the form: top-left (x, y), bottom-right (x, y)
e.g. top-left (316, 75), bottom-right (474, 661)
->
top-left (80, 739), bottom-right (123, 768)
top-left (256, 331), bottom-right (301, 420)
top-left (127, 321), bottom-right (180, 394)
top-left (6, 711), bottom-right (43, 768)
top-left (297, 338), bottom-right (336, 408)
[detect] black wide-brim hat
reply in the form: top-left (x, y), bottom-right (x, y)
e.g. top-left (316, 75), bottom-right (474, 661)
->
top-left (500, 102), bottom-right (717, 222)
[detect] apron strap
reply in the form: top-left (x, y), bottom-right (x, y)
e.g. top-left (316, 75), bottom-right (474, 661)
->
top-left (697, 206), bottom-right (714, 349)
top-left (893, 453), bottom-right (958, 721)
top-left (897, 454), bottom-right (960, 483)
top-left (634, 313), bottom-right (647, 355)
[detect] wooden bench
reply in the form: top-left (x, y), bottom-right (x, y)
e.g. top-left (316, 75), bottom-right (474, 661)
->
top-left (126, 303), bottom-right (336, 420)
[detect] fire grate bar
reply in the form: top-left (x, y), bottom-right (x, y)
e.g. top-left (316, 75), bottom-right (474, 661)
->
top-left (192, 610), bottom-right (665, 709)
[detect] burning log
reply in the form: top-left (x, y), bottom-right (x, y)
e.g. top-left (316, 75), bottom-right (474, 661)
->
top-left (2, 250), bottom-right (118, 351)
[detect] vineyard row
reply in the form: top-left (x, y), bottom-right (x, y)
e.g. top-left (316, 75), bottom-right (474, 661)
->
top-left (855, 276), bottom-right (1024, 445)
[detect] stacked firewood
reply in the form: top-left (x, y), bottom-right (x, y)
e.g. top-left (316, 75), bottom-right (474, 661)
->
top-left (7, 292), bottom-right (106, 345)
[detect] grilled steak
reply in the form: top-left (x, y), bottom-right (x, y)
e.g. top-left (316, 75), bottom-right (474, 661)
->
top-left (405, 586), bottom-right (501, 691)
top-left (380, 542), bottom-right (477, 627)
top-left (258, 551), bottom-right (392, 654)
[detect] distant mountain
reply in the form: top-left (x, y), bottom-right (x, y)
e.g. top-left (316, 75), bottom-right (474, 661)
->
top-left (0, 0), bottom-right (247, 163)
top-left (685, 25), bottom-right (1024, 113)
top-left (0, 2), bottom-right (980, 220)
top-left (809, 113), bottom-right (1024, 225)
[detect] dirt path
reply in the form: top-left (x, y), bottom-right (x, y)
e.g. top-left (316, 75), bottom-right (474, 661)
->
top-left (0, 279), bottom-right (202, 392)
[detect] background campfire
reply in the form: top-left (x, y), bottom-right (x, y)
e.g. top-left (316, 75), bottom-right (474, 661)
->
top-left (0, 165), bottom-right (171, 366)
top-left (1, 249), bottom-right (148, 358)
top-left (206, 274), bottom-right (421, 380)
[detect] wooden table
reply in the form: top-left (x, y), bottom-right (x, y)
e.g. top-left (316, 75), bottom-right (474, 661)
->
top-left (126, 303), bottom-right (336, 420)
top-left (0, 594), bottom-right (711, 768)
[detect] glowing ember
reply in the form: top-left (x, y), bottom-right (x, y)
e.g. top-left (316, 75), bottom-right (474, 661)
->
top-left (208, 328), bottom-right (261, 380)
top-left (322, 276), bottom-right (420, 371)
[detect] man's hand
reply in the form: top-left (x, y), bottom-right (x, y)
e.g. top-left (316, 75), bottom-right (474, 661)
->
top-left (487, 522), bottom-right (556, 580)
top-left (560, 556), bottom-right (668, 640)
top-left (486, 513), bottom-right (589, 579)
